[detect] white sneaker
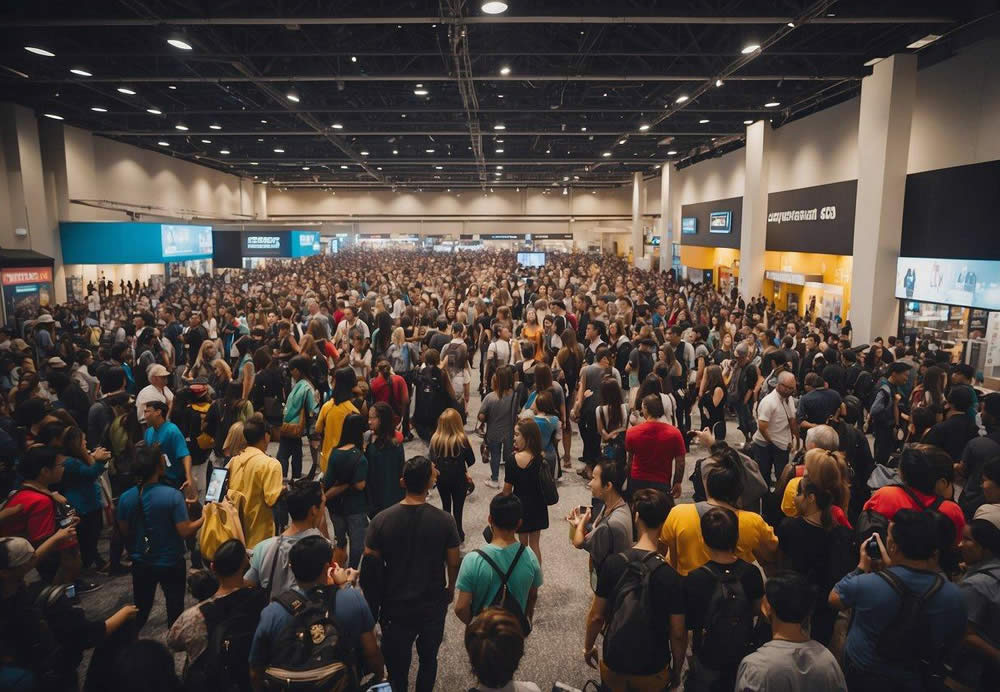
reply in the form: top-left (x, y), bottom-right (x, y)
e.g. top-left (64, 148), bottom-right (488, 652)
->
top-left (484, 479), bottom-right (500, 489)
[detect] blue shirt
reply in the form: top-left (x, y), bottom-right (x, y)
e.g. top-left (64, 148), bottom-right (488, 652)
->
top-left (456, 542), bottom-right (543, 617)
top-left (116, 482), bottom-right (188, 567)
top-left (61, 457), bottom-right (106, 515)
top-left (144, 421), bottom-right (190, 485)
top-left (248, 585), bottom-right (374, 668)
top-left (835, 565), bottom-right (967, 678)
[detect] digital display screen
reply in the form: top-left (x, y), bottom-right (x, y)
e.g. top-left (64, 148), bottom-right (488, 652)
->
top-left (709, 211), bottom-right (732, 233)
top-left (895, 257), bottom-right (1000, 311)
top-left (681, 217), bottom-right (697, 234)
top-left (161, 225), bottom-right (213, 258)
top-left (517, 252), bottom-right (546, 267)
top-left (241, 231), bottom-right (290, 257)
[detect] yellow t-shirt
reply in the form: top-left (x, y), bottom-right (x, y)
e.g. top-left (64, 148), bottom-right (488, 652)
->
top-left (659, 502), bottom-right (778, 576)
top-left (316, 400), bottom-right (360, 473)
top-left (782, 477), bottom-right (803, 518)
top-left (226, 447), bottom-right (284, 549)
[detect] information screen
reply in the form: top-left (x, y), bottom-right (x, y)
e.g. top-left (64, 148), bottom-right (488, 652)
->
top-left (517, 252), bottom-right (546, 267)
top-left (709, 211), bottom-right (732, 233)
top-left (895, 257), bottom-right (1000, 311)
top-left (161, 224), bottom-right (213, 258)
top-left (681, 217), bottom-right (697, 234)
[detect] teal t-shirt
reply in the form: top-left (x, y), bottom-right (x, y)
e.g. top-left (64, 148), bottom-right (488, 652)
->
top-left (456, 542), bottom-right (544, 617)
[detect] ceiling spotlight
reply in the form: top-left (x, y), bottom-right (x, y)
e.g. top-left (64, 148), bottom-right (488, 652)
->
top-left (426, 148), bottom-right (435, 153)
top-left (602, 151), bottom-right (612, 157)
top-left (580, 126), bottom-right (587, 132)
top-left (414, 89), bottom-right (429, 96)
top-left (340, 165), bottom-right (348, 169)
top-left (787, 22), bottom-right (796, 28)
top-left (201, 139), bottom-right (211, 143)
top-left (715, 79), bottom-right (724, 87)
top-left (495, 148), bottom-right (504, 153)
top-left (699, 118), bottom-right (710, 124)
top-left (286, 90), bottom-right (300, 103)
top-left (743, 119), bottom-right (754, 125)
top-left (392, 149), bottom-right (399, 155)
top-left (331, 123), bottom-right (343, 129)
top-left (250, 162), bottom-right (258, 165)
top-left (351, 56), bottom-right (358, 63)
top-left (260, 119), bottom-right (268, 124)
top-left (618, 139), bottom-right (626, 144)
top-left (43, 113), bottom-right (63, 120)
top-left (360, 150), bottom-right (369, 156)
top-left (70, 68), bottom-right (92, 77)
top-left (499, 65), bottom-right (511, 76)
top-left (91, 107), bottom-right (107, 112)
top-left (741, 42), bottom-right (761, 54)
top-left (168, 85), bottom-right (177, 90)
top-left (562, 187), bottom-right (568, 195)
top-left (376, 166), bottom-right (383, 170)
top-left (219, 150), bottom-right (230, 155)
top-left (764, 101), bottom-right (780, 108)
top-left (157, 141), bottom-right (169, 146)
top-left (435, 165), bottom-right (444, 170)
top-left (401, 114), bottom-right (407, 118)
top-left (545, 149), bottom-right (551, 154)
top-left (496, 165), bottom-right (503, 169)
top-left (166, 34), bottom-right (193, 51)
top-left (209, 123), bottom-right (222, 130)
top-left (24, 46), bottom-right (55, 57)
top-left (117, 87), bottom-right (137, 95)
top-left (302, 166), bottom-right (310, 170)
top-left (146, 108), bottom-right (162, 115)
top-left (481, 1), bottom-right (508, 14)
top-left (497, 94), bottom-right (504, 98)
top-left (494, 124), bottom-right (506, 130)
top-left (174, 123), bottom-right (188, 131)
top-left (638, 123), bottom-right (650, 131)
top-left (667, 149), bottom-right (678, 155)
top-left (273, 148), bottom-right (285, 153)
top-left (675, 95), bottom-right (689, 104)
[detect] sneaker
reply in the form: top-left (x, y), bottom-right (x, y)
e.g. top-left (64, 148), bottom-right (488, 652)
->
top-left (74, 580), bottom-right (102, 595)
top-left (485, 479), bottom-right (500, 489)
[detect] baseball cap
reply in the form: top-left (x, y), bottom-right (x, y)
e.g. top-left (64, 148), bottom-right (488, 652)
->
top-left (0, 537), bottom-right (34, 569)
top-left (47, 356), bottom-right (68, 368)
top-left (148, 364), bottom-right (169, 377)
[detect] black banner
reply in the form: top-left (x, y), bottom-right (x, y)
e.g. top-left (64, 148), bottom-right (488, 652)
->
top-left (241, 231), bottom-right (290, 257)
top-left (680, 196), bottom-right (742, 249)
top-left (765, 180), bottom-right (857, 255)
top-left (533, 233), bottom-right (573, 240)
top-left (360, 233), bottom-right (391, 239)
top-left (481, 233), bottom-right (524, 240)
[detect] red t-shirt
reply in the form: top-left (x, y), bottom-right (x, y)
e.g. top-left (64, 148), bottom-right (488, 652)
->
top-left (2, 487), bottom-right (77, 549)
top-left (863, 485), bottom-right (965, 545)
top-left (625, 420), bottom-right (686, 484)
top-left (370, 374), bottom-right (409, 416)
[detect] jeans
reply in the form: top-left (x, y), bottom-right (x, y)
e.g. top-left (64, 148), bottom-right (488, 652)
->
top-left (753, 442), bottom-right (789, 488)
top-left (277, 434), bottom-right (304, 479)
top-left (132, 560), bottom-right (186, 630)
top-left (735, 400), bottom-right (756, 438)
top-left (330, 511), bottom-right (369, 569)
top-left (487, 438), bottom-right (513, 482)
top-left (438, 479), bottom-right (467, 542)
top-left (400, 371), bottom-right (414, 437)
top-left (76, 508), bottom-right (103, 569)
top-left (381, 609), bottom-right (447, 692)
top-left (675, 390), bottom-right (691, 433)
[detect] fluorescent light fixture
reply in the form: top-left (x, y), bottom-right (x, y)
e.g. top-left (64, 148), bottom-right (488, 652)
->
top-left (675, 95), bottom-right (690, 105)
top-left (414, 89), bottom-right (429, 95)
top-left (91, 107), bottom-right (108, 112)
top-left (435, 165), bottom-right (444, 170)
top-left (219, 150), bottom-right (230, 155)
top-left (146, 108), bottom-right (162, 115)
top-left (787, 22), bottom-right (795, 28)
top-left (908, 34), bottom-right (943, 50)
top-left (24, 46), bottom-right (55, 57)
top-left (494, 124), bottom-right (506, 130)
top-left (638, 123), bottom-right (650, 131)
top-left (360, 150), bottom-right (369, 155)
top-left (497, 94), bottom-right (504, 98)
top-left (209, 123), bottom-right (222, 130)
top-left (495, 148), bottom-right (504, 153)
top-left (273, 148), bottom-right (285, 153)
top-left (250, 162), bottom-right (258, 165)
top-left (496, 165), bottom-right (503, 169)
top-left (70, 68), bottom-right (92, 77)
top-left (699, 118), bottom-right (710, 124)
top-left (174, 123), bottom-right (188, 131)
top-left (744, 119), bottom-right (754, 125)
top-left (201, 139), bottom-right (211, 143)
top-left (667, 150), bottom-right (678, 155)
top-left (864, 57), bottom-right (885, 67)
top-left (157, 141), bottom-right (169, 146)
top-left (618, 139), bottom-right (626, 144)
top-left (602, 151), bottom-right (612, 157)
top-left (499, 65), bottom-right (511, 76)
top-left (168, 85), bottom-right (177, 90)
top-left (117, 87), bottom-right (137, 95)
top-left (43, 113), bottom-right (63, 120)
top-left (741, 43), bottom-right (761, 54)
top-left (392, 149), bottom-right (399, 155)
top-left (260, 119), bottom-right (268, 124)
top-left (377, 166), bottom-right (383, 170)
top-left (331, 123), bottom-right (343, 129)
top-left (764, 101), bottom-right (780, 108)
top-left (481, 1), bottom-right (508, 14)
top-left (425, 148), bottom-right (435, 153)
top-left (302, 166), bottom-right (310, 170)
top-left (580, 126), bottom-right (587, 132)
top-left (340, 165), bottom-right (348, 169)
top-left (166, 36), bottom-right (193, 51)
top-left (715, 79), bottom-right (723, 87)
top-left (286, 90), bottom-right (300, 102)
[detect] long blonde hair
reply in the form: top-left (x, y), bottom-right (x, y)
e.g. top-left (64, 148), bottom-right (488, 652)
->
top-left (222, 421), bottom-right (247, 457)
top-left (391, 326), bottom-right (405, 347)
top-left (429, 408), bottom-right (468, 458)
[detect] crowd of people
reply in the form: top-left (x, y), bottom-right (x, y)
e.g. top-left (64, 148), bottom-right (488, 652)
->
top-left (0, 247), bottom-right (997, 692)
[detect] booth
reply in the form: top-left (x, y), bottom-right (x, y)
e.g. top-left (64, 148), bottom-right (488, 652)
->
top-left (679, 196), bottom-right (741, 291)
top-left (0, 250), bottom-right (55, 327)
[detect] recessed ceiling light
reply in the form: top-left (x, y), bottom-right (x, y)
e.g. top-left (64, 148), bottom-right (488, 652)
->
top-left (201, 139), bottom-right (211, 143)
top-left (157, 141), bottom-right (169, 146)
top-left (496, 165), bottom-right (503, 169)
top-left (392, 149), bottom-right (399, 155)
top-left (166, 36), bottom-right (193, 51)
top-left (117, 87), bottom-right (137, 95)
top-left (377, 166), bottom-right (383, 170)
top-left (260, 119), bottom-right (268, 124)
top-left (864, 57), bottom-right (885, 67)
top-left (744, 119), bottom-right (754, 125)
top-left (602, 151), bottom-right (612, 157)
top-left (545, 149), bottom-right (551, 154)
top-left (603, 92), bottom-right (608, 97)
top-left (426, 148), bottom-right (435, 153)
top-left (340, 165), bottom-right (348, 169)
top-left (286, 90), bottom-right (300, 103)
top-left (435, 165), bottom-right (444, 170)
top-left (497, 94), bottom-right (504, 98)
top-left (764, 101), bottom-right (780, 108)
top-left (675, 95), bottom-right (689, 104)
top-left (907, 34), bottom-right (942, 50)
top-left (257, 138), bottom-right (263, 142)
top-left (699, 118), bottom-right (710, 124)
top-left (70, 68), bottom-right (92, 77)
top-left (414, 89), bottom-right (429, 96)
top-left (499, 65), bottom-right (511, 76)
top-left (219, 149), bottom-right (230, 155)
top-left (273, 148), bottom-right (285, 153)
top-left (168, 85), bottom-right (177, 90)
top-left (332, 123), bottom-right (343, 129)
top-left (715, 79), bottom-right (724, 87)
top-left (146, 108), bottom-right (162, 115)
top-left (250, 162), bottom-right (258, 165)
top-left (24, 46), bottom-right (55, 57)
top-left (741, 43), bottom-right (761, 54)
top-left (639, 124), bottom-right (650, 131)
top-left (495, 148), bottom-right (504, 153)
top-left (302, 166), bottom-right (310, 170)
top-left (174, 123), bottom-right (188, 131)
top-left (618, 139), bottom-right (626, 144)
top-left (494, 124), bottom-right (506, 130)
top-left (209, 124), bottom-right (222, 130)
top-left (667, 150), bottom-right (678, 155)
top-left (91, 107), bottom-right (107, 112)
top-left (401, 114), bottom-right (407, 118)
top-left (43, 113), bottom-right (63, 120)
top-left (360, 150), bottom-right (369, 156)
top-left (580, 126), bottom-right (587, 132)
top-left (351, 56), bottom-right (358, 63)
top-left (481, 1), bottom-right (508, 14)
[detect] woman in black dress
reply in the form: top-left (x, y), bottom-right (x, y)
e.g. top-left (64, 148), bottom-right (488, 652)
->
top-left (699, 364), bottom-right (727, 440)
top-left (503, 417), bottom-right (548, 567)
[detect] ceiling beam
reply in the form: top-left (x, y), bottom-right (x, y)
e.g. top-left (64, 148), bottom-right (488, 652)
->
top-left (2, 15), bottom-right (952, 27)
top-left (82, 107), bottom-right (782, 115)
top-left (13, 73), bottom-right (859, 83)
top-left (96, 129), bottom-right (741, 136)
top-left (0, 50), bottom-right (869, 58)
top-left (207, 159), bottom-right (663, 165)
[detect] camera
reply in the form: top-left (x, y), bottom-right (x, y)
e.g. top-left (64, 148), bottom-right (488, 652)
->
top-left (865, 534), bottom-right (882, 561)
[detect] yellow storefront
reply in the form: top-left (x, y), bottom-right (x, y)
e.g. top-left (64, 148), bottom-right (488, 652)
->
top-left (762, 251), bottom-right (852, 321)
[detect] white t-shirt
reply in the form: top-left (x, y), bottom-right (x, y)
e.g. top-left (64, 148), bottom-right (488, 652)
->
top-left (752, 389), bottom-right (797, 450)
top-left (487, 339), bottom-right (512, 366)
top-left (136, 384), bottom-right (174, 421)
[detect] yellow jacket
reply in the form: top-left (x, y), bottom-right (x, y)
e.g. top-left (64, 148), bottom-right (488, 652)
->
top-left (226, 446), bottom-right (284, 549)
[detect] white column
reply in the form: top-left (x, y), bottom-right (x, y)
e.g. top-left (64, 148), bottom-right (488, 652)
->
top-left (739, 120), bottom-right (771, 298)
top-left (631, 171), bottom-right (643, 264)
top-left (850, 54), bottom-right (917, 344)
top-left (253, 182), bottom-right (268, 219)
top-left (658, 164), bottom-right (672, 272)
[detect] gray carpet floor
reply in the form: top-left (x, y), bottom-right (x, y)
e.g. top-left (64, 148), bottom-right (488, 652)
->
top-left (75, 388), bottom-right (728, 691)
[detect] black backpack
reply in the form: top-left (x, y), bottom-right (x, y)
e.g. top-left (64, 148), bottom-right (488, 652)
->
top-left (264, 588), bottom-right (358, 692)
top-left (853, 370), bottom-right (875, 408)
top-left (414, 368), bottom-right (445, 424)
top-left (602, 551), bottom-right (666, 673)
top-left (474, 544), bottom-right (532, 635)
top-left (873, 569), bottom-right (945, 669)
top-left (857, 485), bottom-right (944, 545)
top-left (185, 588), bottom-right (268, 692)
top-left (695, 561), bottom-right (754, 669)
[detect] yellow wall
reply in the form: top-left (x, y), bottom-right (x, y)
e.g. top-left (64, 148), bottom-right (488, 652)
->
top-left (680, 246), bottom-right (741, 289)
top-left (762, 251), bottom-right (852, 318)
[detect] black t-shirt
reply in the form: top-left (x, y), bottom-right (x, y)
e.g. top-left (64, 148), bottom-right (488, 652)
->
top-left (924, 414), bottom-right (981, 464)
top-left (797, 388), bottom-right (843, 425)
top-left (628, 349), bottom-right (654, 385)
top-left (823, 363), bottom-right (847, 395)
top-left (775, 517), bottom-right (846, 596)
top-left (365, 502), bottom-right (460, 617)
top-left (760, 350), bottom-right (780, 378)
top-left (683, 559), bottom-right (764, 643)
top-left (595, 548), bottom-right (684, 674)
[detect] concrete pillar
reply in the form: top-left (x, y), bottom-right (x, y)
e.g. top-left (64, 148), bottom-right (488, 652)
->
top-left (631, 172), bottom-right (643, 264)
top-left (658, 164), bottom-right (672, 272)
top-left (850, 54), bottom-right (917, 343)
top-left (254, 182), bottom-right (268, 219)
top-left (739, 120), bottom-right (771, 298)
